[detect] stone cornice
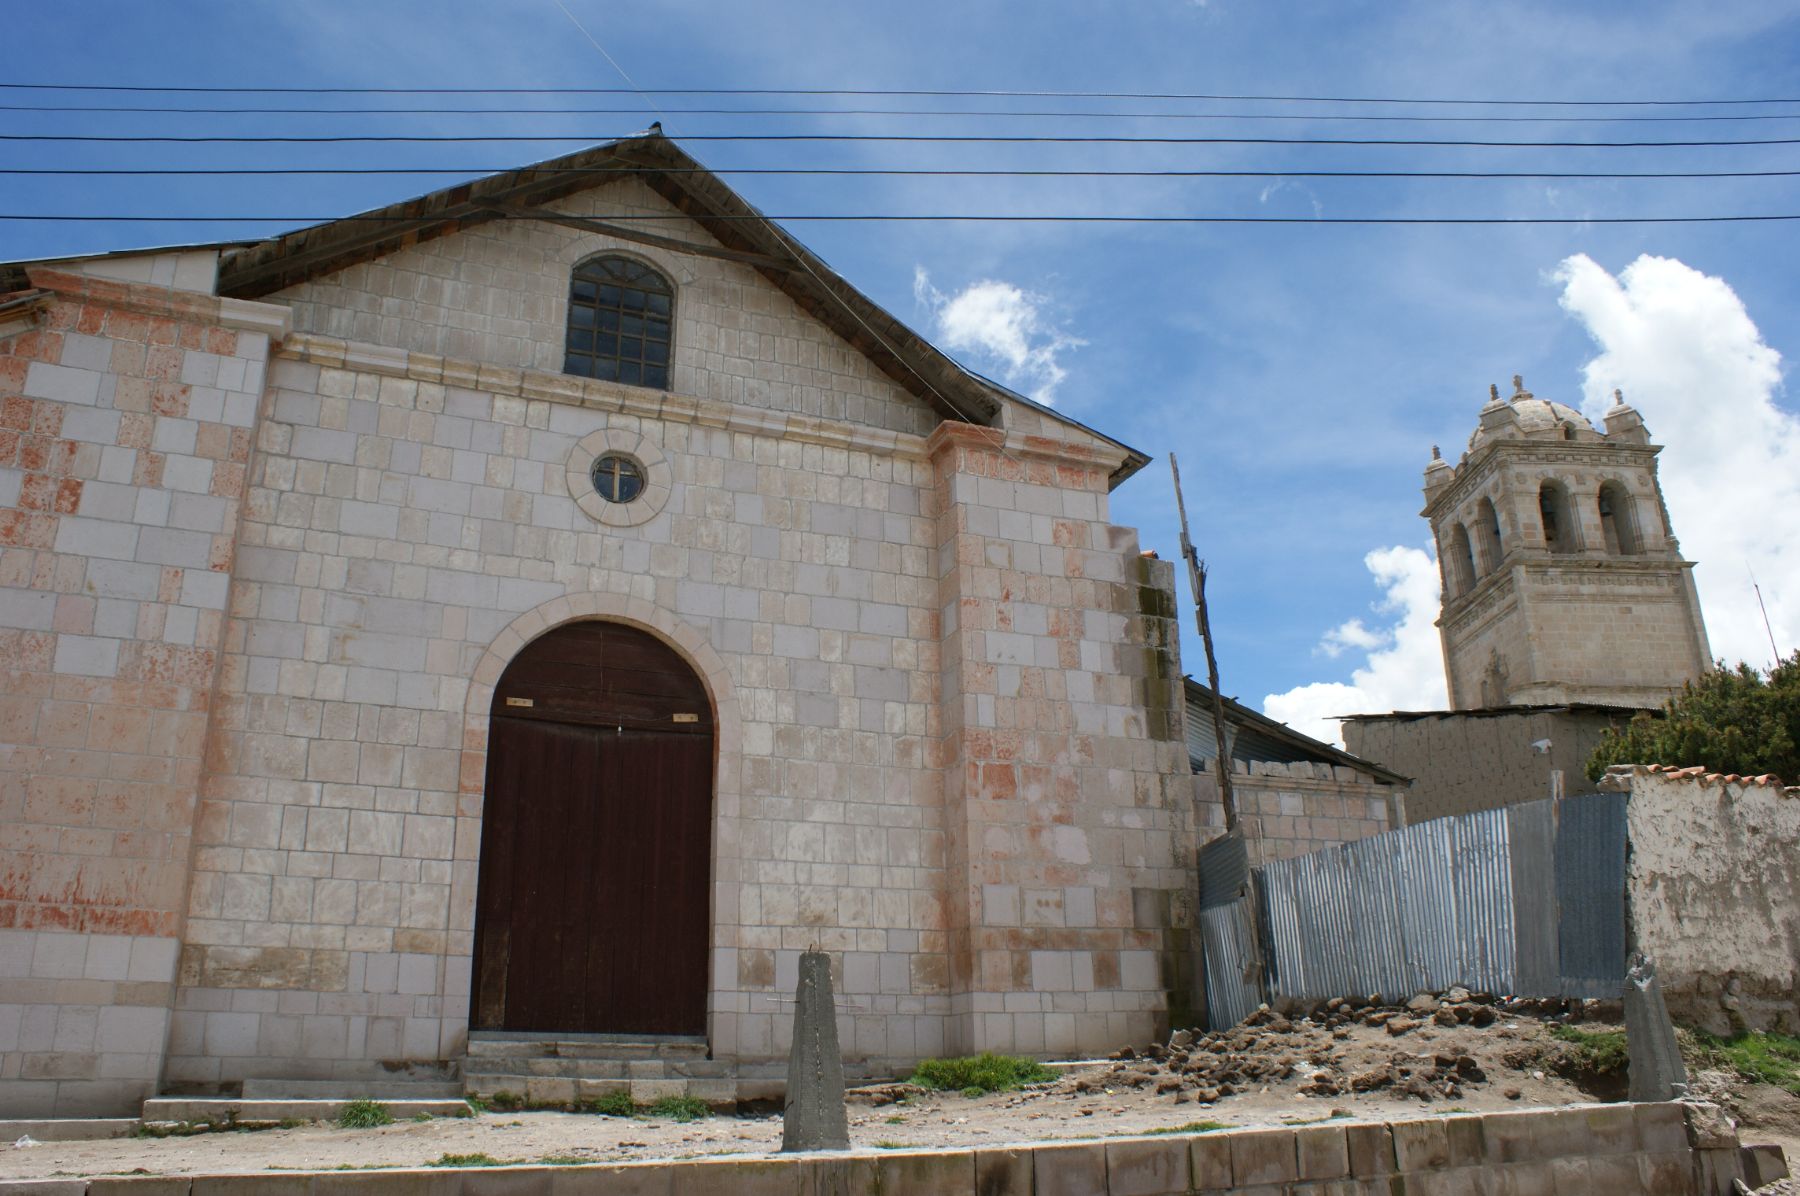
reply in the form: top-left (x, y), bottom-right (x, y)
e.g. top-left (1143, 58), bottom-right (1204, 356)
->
top-left (1424, 437), bottom-right (1663, 518)
top-left (281, 330), bottom-right (931, 461)
top-left (24, 267), bottom-right (293, 341)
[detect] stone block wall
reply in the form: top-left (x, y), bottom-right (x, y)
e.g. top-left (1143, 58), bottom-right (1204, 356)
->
top-left (272, 178), bottom-right (935, 437)
top-left (1194, 760), bottom-right (1400, 865)
top-left (930, 423), bottom-right (1191, 1057)
top-left (0, 260), bottom-right (283, 1115)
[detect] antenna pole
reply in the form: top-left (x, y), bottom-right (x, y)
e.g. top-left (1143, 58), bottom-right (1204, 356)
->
top-left (1170, 454), bottom-right (1239, 832)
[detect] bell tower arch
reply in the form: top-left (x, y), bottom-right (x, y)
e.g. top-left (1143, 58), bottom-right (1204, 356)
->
top-left (1421, 379), bottom-right (1710, 709)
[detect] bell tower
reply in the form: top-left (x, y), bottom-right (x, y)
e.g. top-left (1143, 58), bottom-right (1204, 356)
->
top-left (1421, 377), bottom-right (1710, 709)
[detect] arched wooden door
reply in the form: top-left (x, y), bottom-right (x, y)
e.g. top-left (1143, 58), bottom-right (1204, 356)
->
top-left (472, 622), bottom-right (714, 1036)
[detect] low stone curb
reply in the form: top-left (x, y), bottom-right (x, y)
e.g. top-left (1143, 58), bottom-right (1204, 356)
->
top-left (139, 1099), bottom-right (472, 1125)
top-left (0, 1118), bottom-right (140, 1143)
top-left (0, 1101), bottom-right (1749, 1195)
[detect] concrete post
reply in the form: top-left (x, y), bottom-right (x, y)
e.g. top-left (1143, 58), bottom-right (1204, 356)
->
top-left (780, 950), bottom-right (849, 1152)
top-left (1624, 952), bottom-right (1689, 1102)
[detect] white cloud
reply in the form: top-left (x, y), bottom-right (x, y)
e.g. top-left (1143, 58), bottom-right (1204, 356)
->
top-left (913, 269), bottom-right (1083, 403)
top-left (1556, 253), bottom-right (1799, 668)
top-left (1263, 546), bottom-right (1448, 744)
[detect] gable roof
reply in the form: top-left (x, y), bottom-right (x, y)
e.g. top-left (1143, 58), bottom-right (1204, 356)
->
top-left (216, 130), bottom-right (1147, 485)
top-left (1184, 677), bottom-right (1410, 785)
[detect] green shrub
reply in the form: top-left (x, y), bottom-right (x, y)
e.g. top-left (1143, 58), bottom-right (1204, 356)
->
top-left (432, 1153), bottom-right (502, 1168)
top-left (1692, 1030), bottom-right (1800, 1094)
top-left (1146, 1120), bottom-right (1229, 1135)
top-left (647, 1094), bottom-right (710, 1122)
top-left (336, 1099), bottom-right (394, 1129)
top-left (486, 1090), bottom-right (525, 1112)
top-left (1550, 1025), bottom-right (1629, 1075)
top-left (1586, 654), bottom-right (1800, 782)
top-left (908, 1052), bottom-right (1056, 1094)
top-left (582, 1090), bottom-right (638, 1117)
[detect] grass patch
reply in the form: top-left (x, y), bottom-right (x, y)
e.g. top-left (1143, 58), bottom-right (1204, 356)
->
top-left (873, 1140), bottom-right (908, 1150)
top-left (336, 1099), bottom-right (394, 1129)
top-left (1550, 1025), bottom-right (1629, 1075)
top-left (486, 1090), bottom-right (525, 1112)
top-left (432, 1153), bottom-right (504, 1168)
top-left (581, 1090), bottom-right (638, 1118)
top-left (1692, 1030), bottom-right (1800, 1094)
top-left (883, 1114), bottom-right (906, 1125)
top-left (1145, 1120), bottom-right (1229, 1135)
top-left (908, 1053), bottom-right (1056, 1094)
top-left (538, 1155), bottom-right (590, 1166)
top-left (134, 1122), bottom-right (216, 1139)
top-left (647, 1094), bottom-right (711, 1122)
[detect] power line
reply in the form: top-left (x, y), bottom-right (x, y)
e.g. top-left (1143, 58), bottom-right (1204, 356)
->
top-left (5, 212), bottom-right (1797, 225)
top-left (2, 83), bottom-right (1797, 106)
top-left (2, 166), bottom-right (1795, 180)
top-left (5, 103), bottom-right (1800, 125)
top-left (8, 131), bottom-right (1800, 147)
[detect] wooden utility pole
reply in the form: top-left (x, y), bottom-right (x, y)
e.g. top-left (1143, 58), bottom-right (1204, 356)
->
top-left (1169, 454), bottom-right (1239, 831)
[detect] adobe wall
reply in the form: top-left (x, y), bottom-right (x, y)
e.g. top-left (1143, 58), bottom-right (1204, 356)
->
top-left (1194, 760), bottom-right (1399, 864)
top-left (1606, 764), bottom-right (1800, 1034)
top-left (1343, 707), bottom-right (1621, 824)
top-left (0, 259), bottom-right (285, 1116)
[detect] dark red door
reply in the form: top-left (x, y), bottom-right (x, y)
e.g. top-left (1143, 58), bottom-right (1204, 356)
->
top-left (472, 623), bottom-right (713, 1035)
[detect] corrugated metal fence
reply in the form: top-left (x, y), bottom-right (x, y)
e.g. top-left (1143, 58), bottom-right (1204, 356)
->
top-left (1197, 791), bottom-right (1627, 1028)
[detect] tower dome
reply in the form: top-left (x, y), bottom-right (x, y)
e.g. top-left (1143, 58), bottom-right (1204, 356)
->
top-left (1422, 374), bottom-right (1710, 709)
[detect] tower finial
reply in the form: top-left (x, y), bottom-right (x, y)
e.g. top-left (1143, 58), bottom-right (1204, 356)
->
top-left (1512, 374), bottom-right (1524, 398)
top-left (1431, 444), bottom-right (1441, 460)
top-left (1489, 383), bottom-right (1499, 403)
top-left (1613, 388), bottom-right (1625, 406)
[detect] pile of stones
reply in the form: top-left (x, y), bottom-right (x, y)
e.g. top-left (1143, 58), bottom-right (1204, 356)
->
top-left (1070, 987), bottom-right (1513, 1106)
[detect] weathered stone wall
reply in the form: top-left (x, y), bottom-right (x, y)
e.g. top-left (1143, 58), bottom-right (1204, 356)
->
top-left (2, 181), bottom-right (1195, 1111)
top-left (1607, 764), bottom-right (1800, 1035)
top-left (930, 423), bottom-right (1191, 1058)
top-left (1194, 760), bottom-right (1399, 863)
top-left (1344, 707), bottom-right (1623, 824)
top-left (0, 257), bottom-right (283, 1116)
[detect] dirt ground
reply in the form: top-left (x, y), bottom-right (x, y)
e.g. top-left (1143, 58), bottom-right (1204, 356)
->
top-left (9, 993), bottom-right (1798, 1184)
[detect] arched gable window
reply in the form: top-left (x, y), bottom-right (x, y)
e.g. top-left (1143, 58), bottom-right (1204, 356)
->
top-left (1538, 481), bottom-right (1580, 554)
top-left (565, 255), bottom-right (674, 389)
top-left (1474, 497), bottom-right (1503, 574)
top-left (1597, 481), bottom-right (1641, 555)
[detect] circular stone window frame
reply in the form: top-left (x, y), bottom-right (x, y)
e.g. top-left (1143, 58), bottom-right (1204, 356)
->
top-left (566, 428), bottom-right (673, 528)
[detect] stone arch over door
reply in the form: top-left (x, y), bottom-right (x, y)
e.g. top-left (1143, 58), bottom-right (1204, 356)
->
top-left (456, 595), bottom-right (740, 1038)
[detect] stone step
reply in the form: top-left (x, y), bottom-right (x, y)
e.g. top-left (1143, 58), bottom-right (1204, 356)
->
top-left (465, 1035), bottom-right (707, 1061)
top-left (142, 1097), bottom-right (471, 1125)
top-left (464, 1071), bottom-right (740, 1110)
top-left (0, 1117), bottom-right (139, 1142)
top-left (464, 1056), bottom-right (733, 1082)
top-left (241, 1078), bottom-right (465, 1100)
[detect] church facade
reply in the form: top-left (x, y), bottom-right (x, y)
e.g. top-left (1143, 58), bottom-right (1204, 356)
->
top-left (0, 133), bottom-right (1195, 1115)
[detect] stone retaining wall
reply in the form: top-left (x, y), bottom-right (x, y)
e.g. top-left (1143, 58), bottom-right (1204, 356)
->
top-left (1, 1101), bottom-right (1746, 1195)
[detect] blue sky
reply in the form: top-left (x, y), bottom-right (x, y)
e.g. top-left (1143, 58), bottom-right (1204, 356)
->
top-left (5, 0), bottom-right (1798, 740)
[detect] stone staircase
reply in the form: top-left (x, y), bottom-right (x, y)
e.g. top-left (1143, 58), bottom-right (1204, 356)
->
top-left (462, 1033), bottom-right (758, 1108)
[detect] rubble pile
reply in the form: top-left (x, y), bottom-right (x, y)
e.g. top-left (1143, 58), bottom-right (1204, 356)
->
top-left (1072, 987), bottom-right (1536, 1106)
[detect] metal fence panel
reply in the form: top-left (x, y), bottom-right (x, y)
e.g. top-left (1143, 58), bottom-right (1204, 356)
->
top-left (1450, 808), bottom-right (1515, 995)
top-left (1508, 799), bottom-right (1559, 995)
top-left (1199, 791), bottom-right (1628, 1026)
top-left (1198, 897), bottom-right (1262, 1029)
top-left (1556, 790), bottom-right (1629, 999)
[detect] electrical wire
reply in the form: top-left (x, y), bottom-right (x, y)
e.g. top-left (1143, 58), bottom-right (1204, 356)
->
top-left (3, 166), bottom-right (1795, 180)
top-left (4, 103), bottom-right (1800, 125)
top-left (5, 213), bottom-right (1796, 225)
top-left (2, 83), bottom-right (1797, 106)
top-left (8, 132), bottom-right (1800, 147)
